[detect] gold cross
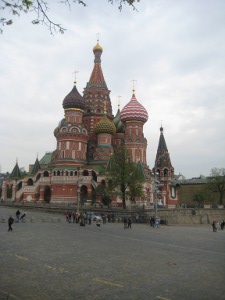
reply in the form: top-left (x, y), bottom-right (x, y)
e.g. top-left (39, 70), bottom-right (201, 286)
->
top-left (131, 80), bottom-right (137, 93)
top-left (117, 96), bottom-right (121, 109)
top-left (72, 70), bottom-right (79, 84)
top-left (97, 32), bottom-right (101, 43)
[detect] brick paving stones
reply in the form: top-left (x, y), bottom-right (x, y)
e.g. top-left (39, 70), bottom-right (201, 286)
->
top-left (0, 206), bottom-right (225, 300)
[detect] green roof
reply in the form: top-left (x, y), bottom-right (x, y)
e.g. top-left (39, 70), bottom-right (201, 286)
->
top-left (39, 152), bottom-right (53, 165)
top-left (10, 162), bottom-right (22, 179)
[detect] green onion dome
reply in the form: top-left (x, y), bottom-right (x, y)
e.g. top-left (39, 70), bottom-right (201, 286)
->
top-left (54, 118), bottom-right (65, 137)
top-left (94, 115), bottom-right (116, 135)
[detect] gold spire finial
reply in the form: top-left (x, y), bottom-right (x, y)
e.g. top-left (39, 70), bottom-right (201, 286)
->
top-left (131, 80), bottom-right (137, 93)
top-left (72, 70), bottom-right (79, 85)
top-left (97, 32), bottom-right (101, 43)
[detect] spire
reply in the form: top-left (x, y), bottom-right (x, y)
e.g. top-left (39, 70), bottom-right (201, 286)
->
top-left (31, 157), bottom-right (41, 175)
top-left (154, 127), bottom-right (173, 169)
top-left (10, 161), bottom-right (22, 179)
top-left (158, 126), bottom-right (168, 152)
top-left (113, 99), bottom-right (125, 133)
top-left (86, 39), bottom-right (107, 89)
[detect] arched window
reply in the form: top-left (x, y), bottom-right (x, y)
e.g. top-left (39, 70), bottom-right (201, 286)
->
top-left (164, 169), bottom-right (168, 177)
top-left (83, 170), bottom-right (89, 176)
top-left (27, 178), bottom-right (33, 186)
top-left (57, 170), bottom-right (61, 176)
top-left (43, 171), bottom-right (49, 177)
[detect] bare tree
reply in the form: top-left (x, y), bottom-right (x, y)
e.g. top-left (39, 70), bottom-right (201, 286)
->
top-left (0, 0), bottom-right (140, 34)
top-left (207, 168), bottom-right (225, 205)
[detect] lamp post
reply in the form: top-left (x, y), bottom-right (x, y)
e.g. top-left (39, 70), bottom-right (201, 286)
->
top-left (152, 176), bottom-right (160, 217)
top-left (77, 167), bottom-right (82, 212)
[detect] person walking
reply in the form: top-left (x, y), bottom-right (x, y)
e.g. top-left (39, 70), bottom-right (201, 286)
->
top-left (88, 214), bottom-right (92, 225)
top-left (123, 217), bottom-right (128, 229)
top-left (212, 221), bottom-right (217, 232)
top-left (127, 218), bottom-right (132, 229)
top-left (220, 220), bottom-right (225, 230)
top-left (16, 209), bottom-right (20, 223)
top-left (8, 215), bottom-right (14, 232)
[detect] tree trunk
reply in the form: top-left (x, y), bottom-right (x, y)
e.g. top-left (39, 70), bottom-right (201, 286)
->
top-left (121, 184), bottom-right (126, 209)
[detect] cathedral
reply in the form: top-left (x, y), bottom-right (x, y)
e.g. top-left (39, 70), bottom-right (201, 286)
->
top-left (2, 41), bottom-right (179, 208)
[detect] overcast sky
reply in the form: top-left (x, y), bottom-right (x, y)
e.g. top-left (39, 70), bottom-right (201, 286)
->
top-left (0, 0), bottom-right (224, 178)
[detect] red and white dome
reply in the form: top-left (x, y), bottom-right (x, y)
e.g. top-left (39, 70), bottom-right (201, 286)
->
top-left (120, 93), bottom-right (148, 123)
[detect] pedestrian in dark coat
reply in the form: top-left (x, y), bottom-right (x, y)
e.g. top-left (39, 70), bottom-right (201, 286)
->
top-left (16, 209), bottom-right (20, 223)
top-left (8, 216), bottom-right (14, 232)
top-left (127, 218), bottom-right (132, 229)
top-left (212, 221), bottom-right (217, 232)
top-left (124, 217), bottom-right (128, 229)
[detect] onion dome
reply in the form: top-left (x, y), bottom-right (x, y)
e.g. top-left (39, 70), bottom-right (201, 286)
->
top-left (94, 114), bottom-right (116, 135)
top-left (62, 84), bottom-right (84, 110)
top-left (120, 93), bottom-right (148, 123)
top-left (93, 42), bottom-right (103, 53)
top-left (54, 126), bottom-right (59, 137)
top-left (54, 118), bottom-right (65, 137)
top-left (113, 108), bottom-right (125, 133)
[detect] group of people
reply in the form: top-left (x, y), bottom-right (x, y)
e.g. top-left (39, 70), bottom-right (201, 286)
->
top-left (212, 220), bottom-right (225, 232)
top-left (65, 211), bottom-right (100, 227)
top-left (65, 211), bottom-right (81, 224)
top-left (149, 216), bottom-right (160, 228)
top-left (7, 209), bottom-right (27, 232)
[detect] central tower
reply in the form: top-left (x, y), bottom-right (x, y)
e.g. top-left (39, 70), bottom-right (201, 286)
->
top-left (83, 41), bottom-right (113, 161)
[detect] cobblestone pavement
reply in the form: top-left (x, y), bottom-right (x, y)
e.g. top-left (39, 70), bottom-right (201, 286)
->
top-left (0, 207), bottom-right (225, 300)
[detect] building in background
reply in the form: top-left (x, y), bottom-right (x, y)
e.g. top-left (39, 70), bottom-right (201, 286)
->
top-left (2, 41), bottom-right (179, 208)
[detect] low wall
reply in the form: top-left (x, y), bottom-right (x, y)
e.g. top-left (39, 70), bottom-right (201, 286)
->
top-left (0, 202), bottom-right (224, 225)
top-left (150, 208), bottom-right (225, 225)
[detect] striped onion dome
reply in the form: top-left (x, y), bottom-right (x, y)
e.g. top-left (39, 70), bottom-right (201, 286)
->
top-left (62, 84), bottom-right (84, 110)
top-left (120, 93), bottom-right (148, 123)
top-left (94, 114), bottom-right (116, 135)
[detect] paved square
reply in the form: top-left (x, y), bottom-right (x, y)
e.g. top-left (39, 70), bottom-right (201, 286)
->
top-left (0, 206), bottom-right (225, 300)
